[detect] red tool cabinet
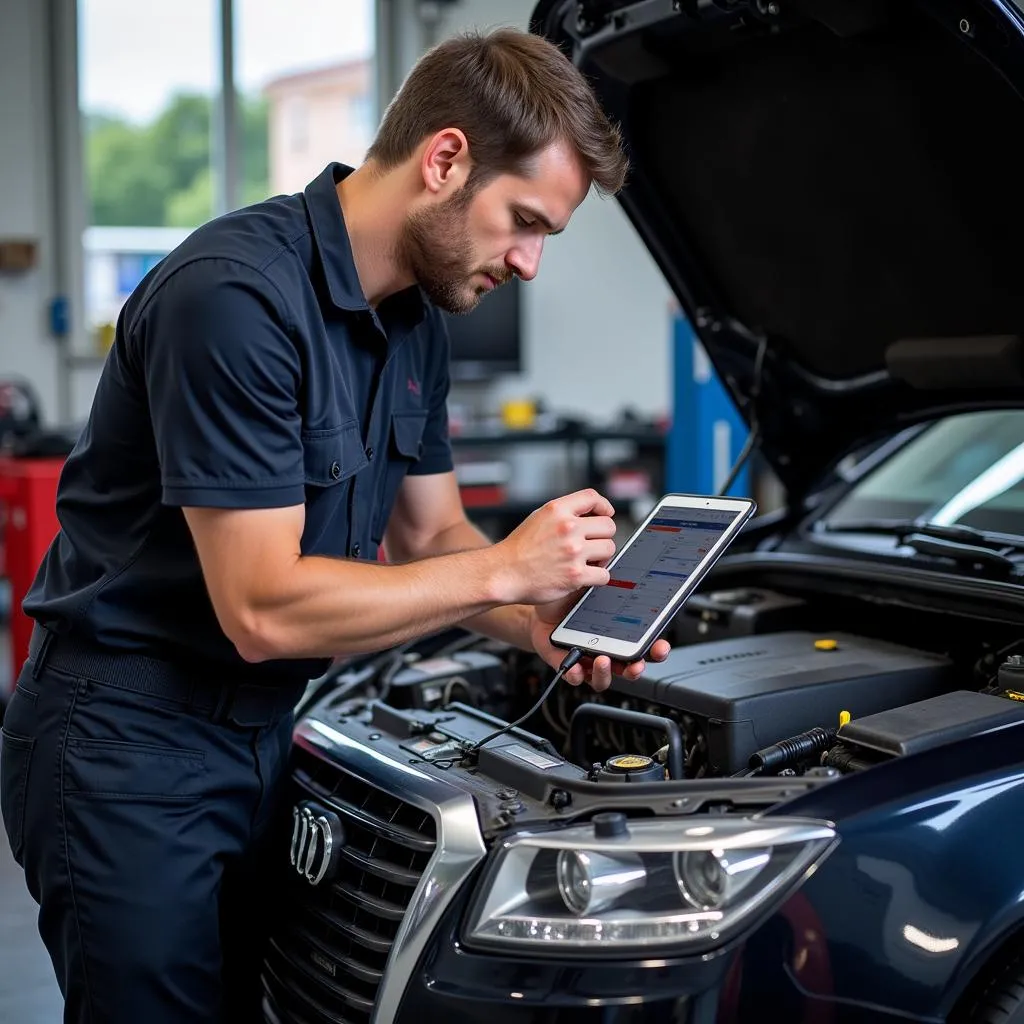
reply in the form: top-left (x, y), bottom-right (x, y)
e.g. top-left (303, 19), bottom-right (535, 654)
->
top-left (0, 457), bottom-right (63, 697)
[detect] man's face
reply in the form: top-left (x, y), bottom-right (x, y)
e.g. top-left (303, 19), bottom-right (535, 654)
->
top-left (401, 139), bottom-right (590, 314)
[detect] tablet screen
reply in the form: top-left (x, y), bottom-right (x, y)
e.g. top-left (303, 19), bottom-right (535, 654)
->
top-left (561, 506), bottom-right (744, 643)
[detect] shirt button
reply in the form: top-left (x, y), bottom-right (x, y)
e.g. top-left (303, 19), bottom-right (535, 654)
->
top-left (365, 446), bottom-right (374, 461)
top-left (330, 461), bottom-right (341, 480)
top-left (351, 543), bottom-right (361, 558)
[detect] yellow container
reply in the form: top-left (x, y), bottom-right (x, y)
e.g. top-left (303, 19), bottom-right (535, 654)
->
top-left (501, 398), bottom-right (536, 430)
top-left (96, 321), bottom-right (116, 354)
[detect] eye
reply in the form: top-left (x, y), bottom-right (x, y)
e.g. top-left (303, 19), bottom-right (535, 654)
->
top-left (513, 211), bottom-right (533, 229)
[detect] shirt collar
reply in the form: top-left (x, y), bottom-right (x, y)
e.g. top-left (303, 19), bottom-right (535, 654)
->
top-left (303, 163), bottom-right (425, 328)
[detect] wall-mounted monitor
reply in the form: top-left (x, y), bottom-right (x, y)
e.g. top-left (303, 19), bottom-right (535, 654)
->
top-left (443, 276), bottom-right (522, 381)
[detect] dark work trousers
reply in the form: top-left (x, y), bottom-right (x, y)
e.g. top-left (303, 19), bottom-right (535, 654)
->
top-left (0, 635), bottom-right (300, 1024)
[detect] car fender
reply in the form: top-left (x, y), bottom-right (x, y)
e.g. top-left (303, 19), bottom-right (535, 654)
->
top-left (768, 722), bottom-right (1024, 1019)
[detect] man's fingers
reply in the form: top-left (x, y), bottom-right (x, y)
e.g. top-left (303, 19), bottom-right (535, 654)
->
top-left (579, 565), bottom-right (611, 589)
top-left (589, 656), bottom-right (613, 692)
top-left (580, 515), bottom-right (617, 540)
top-left (565, 663), bottom-right (586, 685)
top-left (615, 642), bottom-right (672, 679)
top-left (583, 539), bottom-right (617, 565)
top-left (618, 659), bottom-right (646, 680)
top-left (557, 488), bottom-right (615, 518)
top-left (650, 639), bottom-right (672, 661)
top-left (555, 647), bottom-right (669, 692)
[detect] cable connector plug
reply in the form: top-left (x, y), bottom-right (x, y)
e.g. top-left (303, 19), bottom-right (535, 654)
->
top-left (558, 646), bottom-right (584, 675)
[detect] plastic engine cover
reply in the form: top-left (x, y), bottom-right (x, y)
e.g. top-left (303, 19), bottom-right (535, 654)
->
top-left (610, 631), bottom-right (954, 774)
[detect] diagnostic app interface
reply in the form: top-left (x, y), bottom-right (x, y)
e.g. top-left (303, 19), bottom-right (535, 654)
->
top-left (564, 507), bottom-right (740, 643)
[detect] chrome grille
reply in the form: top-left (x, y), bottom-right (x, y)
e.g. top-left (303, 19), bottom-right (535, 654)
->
top-left (262, 743), bottom-right (438, 1024)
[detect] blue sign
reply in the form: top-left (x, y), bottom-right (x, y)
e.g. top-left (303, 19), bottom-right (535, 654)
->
top-left (666, 313), bottom-right (751, 498)
top-left (116, 252), bottom-right (166, 298)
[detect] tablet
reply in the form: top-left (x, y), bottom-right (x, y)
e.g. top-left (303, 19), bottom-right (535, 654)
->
top-left (549, 492), bottom-right (757, 663)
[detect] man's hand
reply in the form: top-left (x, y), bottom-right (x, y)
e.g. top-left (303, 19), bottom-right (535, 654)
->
top-left (528, 594), bottom-right (672, 691)
top-left (492, 489), bottom-right (617, 606)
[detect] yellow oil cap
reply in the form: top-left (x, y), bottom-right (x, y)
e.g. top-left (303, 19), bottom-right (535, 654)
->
top-left (608, 755), bottom-right (653, 770)
top-left (814, 638), bottom-right (839, 651)
top-left (839, 710), bottom-right (851, 728)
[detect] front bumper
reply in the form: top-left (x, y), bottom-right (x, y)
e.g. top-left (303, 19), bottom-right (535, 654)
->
top-left (381, 883), bottom-right (930, 1024)
top-left (264, 912), bottom-right (927, 1024)
top-left (264, 718), bottom-right (943, 1024)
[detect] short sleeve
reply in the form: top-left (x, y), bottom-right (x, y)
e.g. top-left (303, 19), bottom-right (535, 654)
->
top-left (409, 307), bottom-right (454, 476)
top-left (136, 259), bottom-right (307, 509)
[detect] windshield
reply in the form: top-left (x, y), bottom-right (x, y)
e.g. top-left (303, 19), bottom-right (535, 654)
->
top-left (824, 411), bottom-right (1024, 537)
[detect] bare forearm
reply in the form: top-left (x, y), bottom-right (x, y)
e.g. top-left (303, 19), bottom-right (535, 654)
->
top-left (462, 602), bottom-right (535, 652)
top-left (402, 517), bottom-right (536, 652)
top-left (239, 547), bottom-right (509, 661)
top-left (191, 488), bottom-right (618, 666)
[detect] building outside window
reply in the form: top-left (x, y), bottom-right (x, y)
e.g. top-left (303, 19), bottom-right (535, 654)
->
top-left (263, 59), bottom-right (374, 196)
top-left (285, 96), bottom-right (310, 154)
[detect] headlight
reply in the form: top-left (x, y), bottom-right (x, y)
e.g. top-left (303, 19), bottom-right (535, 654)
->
top-left (464, 814), bottom-right (836, 953)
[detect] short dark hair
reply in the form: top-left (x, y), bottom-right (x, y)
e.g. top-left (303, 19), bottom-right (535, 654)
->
top-left (366, 27), bottom-right (629, 196)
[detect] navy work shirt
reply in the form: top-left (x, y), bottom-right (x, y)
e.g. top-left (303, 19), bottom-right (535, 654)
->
top-left (25, 163), bottom-right (454, 684)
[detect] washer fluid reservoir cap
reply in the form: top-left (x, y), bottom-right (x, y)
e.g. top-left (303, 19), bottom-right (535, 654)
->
top-left (596, 754), bottom-right (665, 783)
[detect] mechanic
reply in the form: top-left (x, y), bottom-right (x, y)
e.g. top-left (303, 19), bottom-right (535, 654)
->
top-left (0, 26), bottom-right (671, 1024)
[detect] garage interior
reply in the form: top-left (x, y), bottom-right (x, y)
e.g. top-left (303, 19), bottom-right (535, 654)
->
top-left (2, 0), bottom-right (1024, 1022)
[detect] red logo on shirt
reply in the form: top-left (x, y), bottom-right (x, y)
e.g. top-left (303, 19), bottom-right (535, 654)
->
top-left (407, 378), bottom-right (421, 396)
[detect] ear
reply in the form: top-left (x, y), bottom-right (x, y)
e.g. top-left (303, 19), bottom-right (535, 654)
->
top-left (420, 129), bottom-right (471, 195)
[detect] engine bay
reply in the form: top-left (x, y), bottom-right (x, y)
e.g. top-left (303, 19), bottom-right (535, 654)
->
top-left (297, 582), bottom-right (1024, 827)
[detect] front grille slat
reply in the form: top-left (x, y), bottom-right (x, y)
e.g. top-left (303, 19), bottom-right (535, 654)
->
top-left (263, 747), bottom-right (437, 1024)
top-left (267, 938), bottom-right (376, 1015)
top-left (296, 926), bottom-right (384, 987)
top-left (301, 904), bottom-right (393, 957)
top-left (262, 984), bottom-right (336, 1024)
top-left (334, 839), bottom-right (422, 887)
top-left (263, 951), bottom-right (364, 1024)
top-left (294, 772), bottom-right (434, 852)
top-left (331, 880), bottom-right (407, 921)
top-left (262, 991), bottom-right (323, 1024)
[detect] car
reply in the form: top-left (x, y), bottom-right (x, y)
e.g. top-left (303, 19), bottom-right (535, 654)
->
top-left (259, 1), bottom-right (1024, 1022)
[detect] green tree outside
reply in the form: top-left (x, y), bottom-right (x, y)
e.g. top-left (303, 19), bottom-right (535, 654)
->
top-left (85, 92), bottom-right (271, 229)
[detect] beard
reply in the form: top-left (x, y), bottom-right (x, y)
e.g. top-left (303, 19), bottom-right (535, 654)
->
top-left (399, 186), bottom-right (511, 315)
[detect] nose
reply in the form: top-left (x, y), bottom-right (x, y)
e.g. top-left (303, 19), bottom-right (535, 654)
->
top-left (506, 236), bottom-right (544, 282)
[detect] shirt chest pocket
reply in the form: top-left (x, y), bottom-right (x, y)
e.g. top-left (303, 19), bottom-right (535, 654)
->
top-left (372, 410), bottom-right (428, 542)
top-left (302, 422), bottom-right (369, 489)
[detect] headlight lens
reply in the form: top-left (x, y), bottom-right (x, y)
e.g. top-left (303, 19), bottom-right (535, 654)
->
top-left (557, 850), bottom-right (647, 916)
top-left (465, 816), bottom-right (836, 953)
top-left (675, 847), bottom-right (771, 910)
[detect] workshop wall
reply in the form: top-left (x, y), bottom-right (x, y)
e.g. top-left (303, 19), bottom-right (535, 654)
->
top-left (393, 0), bottom-right (675, 426)
top-left (0, 0), bottom-right (61, 423)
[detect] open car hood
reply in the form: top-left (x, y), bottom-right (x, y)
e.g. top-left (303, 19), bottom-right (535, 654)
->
top-left (530, 0), bottom-right (1024, 499)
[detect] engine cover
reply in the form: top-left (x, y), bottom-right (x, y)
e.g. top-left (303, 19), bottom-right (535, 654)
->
top-left (610, 631), bottom-right (954, 775)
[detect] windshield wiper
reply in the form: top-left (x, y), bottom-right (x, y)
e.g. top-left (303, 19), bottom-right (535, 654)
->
top-left (817, 519), bottom-right (1024, 575)
top-left (820, 518), bottom-right (1022, 549)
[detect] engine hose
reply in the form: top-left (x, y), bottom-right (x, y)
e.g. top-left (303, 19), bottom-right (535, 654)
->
top-left (748, 727), bottom-right (838, 773)
top-left (570, 704), bottom-right (685, 780)
top-left (823, 745), bottom-right (877, 774)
